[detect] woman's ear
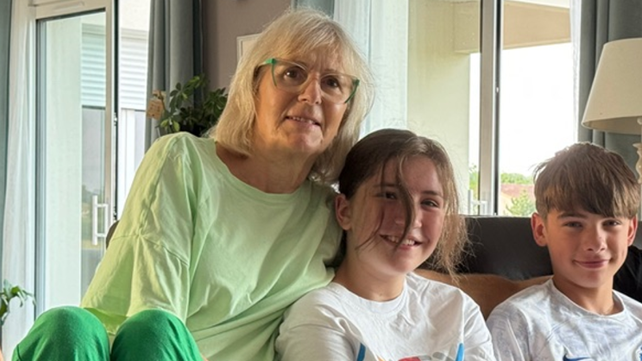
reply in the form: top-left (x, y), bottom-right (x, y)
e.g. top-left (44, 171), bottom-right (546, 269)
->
top-left (335, 194), bottom-right (352, 231)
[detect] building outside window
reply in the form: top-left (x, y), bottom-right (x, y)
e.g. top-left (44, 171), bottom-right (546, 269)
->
top-left (335, 0), bottom-right (576, 216)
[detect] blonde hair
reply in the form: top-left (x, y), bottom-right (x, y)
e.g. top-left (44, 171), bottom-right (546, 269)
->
top-left (534, 142), bottom-right (640, 219)
top-left (211, 8), bottom-right (374, 185)
top-left (337, 129), bottom-right (467, 276)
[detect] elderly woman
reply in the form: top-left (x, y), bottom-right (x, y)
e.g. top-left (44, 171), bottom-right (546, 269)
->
top-left (12, 8), bottom-right (373, 361)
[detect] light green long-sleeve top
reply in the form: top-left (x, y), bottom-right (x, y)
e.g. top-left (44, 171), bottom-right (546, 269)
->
top-left (81, 133), bottom-right (341, 360)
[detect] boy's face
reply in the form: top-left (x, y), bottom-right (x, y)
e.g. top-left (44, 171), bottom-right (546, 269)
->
top-left (531, 209), bottom-right (637, 295)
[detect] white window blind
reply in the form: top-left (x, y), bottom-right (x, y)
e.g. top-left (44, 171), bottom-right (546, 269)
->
top-left (82, 24), bottom-right (148, 110)
top-left (119, 28), bottom-right (148, 110)
top-left (81, 23), bottom-right (106, 107)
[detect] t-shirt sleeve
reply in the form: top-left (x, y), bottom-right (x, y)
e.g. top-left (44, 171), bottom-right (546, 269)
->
top-left (276, 323), bottom-right (358, 361)
top-left (461, 297), bottom-right (498, 361)
top-left (486, 304), bottom-right (529, 361)
top-left (81, 134), bottom-right (200, 335)
top-left (275, 293), bottom-right (361, 361)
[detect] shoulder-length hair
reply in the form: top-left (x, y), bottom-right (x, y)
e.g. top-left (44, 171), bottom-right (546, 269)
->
top-left (211, 8), bottom-right (374, 185)
top-left (338, 128), bottom-right (468, 276)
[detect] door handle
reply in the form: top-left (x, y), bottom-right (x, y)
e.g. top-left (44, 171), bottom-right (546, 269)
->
top-left (91, 195), bottom-right (109, 246)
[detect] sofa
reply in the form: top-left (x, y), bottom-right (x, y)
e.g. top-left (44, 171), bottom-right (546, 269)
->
top-left (106, 216), bottom-right (642, 281)
top-left (457, 216), bottom-right (642, 280)
top-left (104, 215), bottom-right (641, 318)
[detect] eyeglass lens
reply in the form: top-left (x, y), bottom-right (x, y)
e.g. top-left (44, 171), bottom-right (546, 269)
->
top-left (271, 60), bottom-right (356, 103)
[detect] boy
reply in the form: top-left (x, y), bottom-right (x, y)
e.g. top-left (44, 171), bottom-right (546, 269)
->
top-left (486, 142), bottom-right (642, 360)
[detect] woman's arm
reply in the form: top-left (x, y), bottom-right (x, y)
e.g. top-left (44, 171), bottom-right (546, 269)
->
top-left (82, 135), bottom-right (199, 330)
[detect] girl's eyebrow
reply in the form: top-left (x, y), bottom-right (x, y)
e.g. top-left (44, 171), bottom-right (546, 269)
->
top-left (379, 182), bottom-right (399, 188)
top-left (377, 182), bottom-right (444, 197)
top-left (369, 183), bottom-right (398, 191)
top-left (369, 182), bottom-right (399, 191)
top-left (421, 190), bottom-right (444, 198)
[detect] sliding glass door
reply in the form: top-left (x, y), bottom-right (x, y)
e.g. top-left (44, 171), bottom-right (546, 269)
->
top-left (34, 0), bottom-right (114, 312)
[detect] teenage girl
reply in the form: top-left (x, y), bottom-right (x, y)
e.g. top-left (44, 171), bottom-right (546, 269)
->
top-left (276, 128), bottom-right (496, 361)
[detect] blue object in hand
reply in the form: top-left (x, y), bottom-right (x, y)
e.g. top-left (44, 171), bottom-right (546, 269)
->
top-left (455, 343), bottom-right (464, 361)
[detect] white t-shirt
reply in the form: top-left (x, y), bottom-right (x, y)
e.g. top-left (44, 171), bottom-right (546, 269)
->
top-left (276, 272), bottom-right (496, 361)
top-left (487, 279), bottom-right (642, 361)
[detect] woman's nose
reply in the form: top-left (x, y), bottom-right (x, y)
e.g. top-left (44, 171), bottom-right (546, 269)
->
top-left (298, 76), bottom-right (323, 104)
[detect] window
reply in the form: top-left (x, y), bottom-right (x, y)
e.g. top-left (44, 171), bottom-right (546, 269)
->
top-left (116, 0), bottom-right (151, 216)
top-left (36, 7), bottom-right (111, 310)
top-left (32, 0), bottom-right (151, 311)
top-left (336, 0), bottom-right (577, 216)
top-left (497, 1), bottom-right (574, 216)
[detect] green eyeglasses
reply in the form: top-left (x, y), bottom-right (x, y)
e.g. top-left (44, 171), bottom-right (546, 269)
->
top-left (260, 58), bottom-right (360, 104)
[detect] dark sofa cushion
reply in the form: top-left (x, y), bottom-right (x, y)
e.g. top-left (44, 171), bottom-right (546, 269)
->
top-left (457, 217), bottom-right (551, 280)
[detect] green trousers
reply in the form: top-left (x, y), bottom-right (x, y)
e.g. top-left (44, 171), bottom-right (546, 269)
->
top-left (12, 306), bottom-right (202, 361)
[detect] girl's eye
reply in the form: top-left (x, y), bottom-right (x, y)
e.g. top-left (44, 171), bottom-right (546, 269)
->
top-left (422, 199), bottom-right (440, 208)
top-left (384, 192), bottom-right (397, 200)
top-left (375, 191), bottom-right (397, 200)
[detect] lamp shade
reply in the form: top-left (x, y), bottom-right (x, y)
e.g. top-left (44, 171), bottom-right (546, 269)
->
top-left (582, 38), bottom-right (642, 134)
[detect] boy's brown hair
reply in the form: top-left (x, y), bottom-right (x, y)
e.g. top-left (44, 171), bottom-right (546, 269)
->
top-left (533, 142), bottom-right (640, 219)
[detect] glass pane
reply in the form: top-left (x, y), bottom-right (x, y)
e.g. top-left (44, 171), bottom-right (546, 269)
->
top-left (498, 0), bottom-right (576, 216)
top-left (117, 0), bottom-right (151, 216)
top-left (335, 1), bottom-right (481, 214)
top-left (38, 11), bottom-right (107, 308)
top-left (407, 0), bottom-right (482, 214)
top-left (81, 106), bottom-right (107, 296)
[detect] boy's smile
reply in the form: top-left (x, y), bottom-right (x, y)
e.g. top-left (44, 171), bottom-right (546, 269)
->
top-left (531, 209), bottom-right (637, 313)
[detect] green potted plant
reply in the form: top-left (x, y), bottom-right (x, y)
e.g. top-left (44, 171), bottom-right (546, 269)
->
top-left (147, 74), bottom-right (228, 137)
top-left (1, 280), bottom-right (34, 361)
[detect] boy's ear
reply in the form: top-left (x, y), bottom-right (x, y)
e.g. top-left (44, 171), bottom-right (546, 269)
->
top-left (531, 212), bottom-right (548, 247)
top-left (335, 194), bottom-right (352, 231)
top-left (627, 216), bottom-right (638, 246)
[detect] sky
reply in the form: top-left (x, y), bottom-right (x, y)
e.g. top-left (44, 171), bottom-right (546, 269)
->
top-left (469, 42), bottom-right (577, 176)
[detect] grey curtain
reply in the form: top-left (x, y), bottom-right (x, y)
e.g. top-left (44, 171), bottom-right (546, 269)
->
top-left (145, 0), bottom-right (203, 149)
top-left (578, 0), bottom-right (642, 171)
top-left (293, 0), bottom-right (333, 15)
top-left (0, 0), bottom-right (13, 280)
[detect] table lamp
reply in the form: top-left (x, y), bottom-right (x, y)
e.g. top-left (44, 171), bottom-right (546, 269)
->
top-left (582, 37), bottom-right (642, 182)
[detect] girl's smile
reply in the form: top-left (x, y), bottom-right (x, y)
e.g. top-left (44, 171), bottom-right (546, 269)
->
top-left (335, 155), bottom-right (446, 289)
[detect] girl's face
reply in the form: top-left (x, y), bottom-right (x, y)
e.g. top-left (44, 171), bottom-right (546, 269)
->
top-left (335, 156), bottom-right (446, 278)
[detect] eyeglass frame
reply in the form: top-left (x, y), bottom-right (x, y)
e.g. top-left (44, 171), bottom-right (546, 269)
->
top-left (259, 58), bottom-right (360, 104)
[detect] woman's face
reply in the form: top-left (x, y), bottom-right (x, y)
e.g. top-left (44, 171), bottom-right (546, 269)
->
top-left (336, 156), bottom-right (446, 277)
top-left (253, 53), bottom-right (350, 159)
